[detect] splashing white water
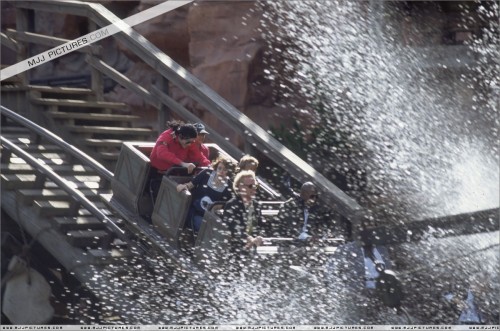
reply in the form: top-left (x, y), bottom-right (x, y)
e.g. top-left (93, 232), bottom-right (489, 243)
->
top-left (442, 142), bottom-right (499, 215)
top-left (261, 1), bottom-right (499, 220)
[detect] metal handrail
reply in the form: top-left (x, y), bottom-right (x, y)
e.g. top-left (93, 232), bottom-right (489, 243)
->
top-left (1, 136), bottom-right (127, 241)
top-left (1, 105), bottom-right (113, 182)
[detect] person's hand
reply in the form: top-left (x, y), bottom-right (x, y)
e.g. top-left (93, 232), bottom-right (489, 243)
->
top-left (245, 236), bottom-right (264, 249)
top-left (254, 236), bottom-right (264, 246)
top-left (176, 184), bottom-right (187, 192)
top-left (181, 162), bottom-right (196, 174)
top-left (298, 232), bottom-right (311, 241)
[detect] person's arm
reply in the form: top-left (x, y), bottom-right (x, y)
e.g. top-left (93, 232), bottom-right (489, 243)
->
top-left (246, 203), bottom-right (265, 248)
top-left (187, 144), bottom-right (211, 167)
top-left (310, 209), bottom-right (335, 240)
top-left (221, 186), bottom-right (233, 202)
top-left (201, 144), bottom-right (210, 159)
top-left (154, 141), bottom-right (183, 167)
top-left (245, 235), bottom-right (263, 249)
top-left (177, 169), bottom-right (210, 193)
top-left (176, 181), bottom-right (193, 192)
top-left (222, 201), bottom-right (239, 243)
top-left (223, 201), bottom-right (251, 248)
top-left (271, 200), bottom-right (295, 237)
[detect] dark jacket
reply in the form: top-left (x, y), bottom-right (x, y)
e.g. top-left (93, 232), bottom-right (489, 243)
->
top-left (190, 169), bottom-right (233, 215)
top-left (223, 196), bottom-right (267, 252)
top-left (272, 197), bottom-right (336, 239)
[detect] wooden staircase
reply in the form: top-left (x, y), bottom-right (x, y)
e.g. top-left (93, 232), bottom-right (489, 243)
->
top-left (2, 84), bottom-right (157, 170)
top-left (0, 119), bottom-right (133, 264)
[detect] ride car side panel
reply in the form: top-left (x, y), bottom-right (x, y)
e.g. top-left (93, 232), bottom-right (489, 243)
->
top-left (152, 176), bottom-right (192, 248)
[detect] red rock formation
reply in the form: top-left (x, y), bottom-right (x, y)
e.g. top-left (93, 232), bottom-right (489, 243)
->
top-left (118, 0), bottom-right (190, 67)
top-left (186, 1), bottom-right (281, 144)
top-left (108, 0), bottom-right (295, 145)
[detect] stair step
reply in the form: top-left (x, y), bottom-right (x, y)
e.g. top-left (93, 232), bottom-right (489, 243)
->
top-left (0, 163), bottom-right (98, 175)
top-left (30, 151), bottom-right (68, 160)
top-left (34, 199), bottom-right (112, 217)
top-left (66, 230), bottom-right (111, 248)
top-left (78, 207), bottom-right (114, 217)
top-left (1, 174), bottom-right (43, 189)
top-left (98, 152), bottom-right (120, 160)
top-left (29, 85), bottom-right (93, 95)
top-left (0, 117), bottom-right (24, 126)
top-left (16, 188), bottom-right (100, 205)
top-left (66, 125), bottom-right (153, 135)
top-left (0, 137), bottom-right (31, 148)
top-left (54, 216), bottom-right (105, 232)
top-left (87, 248), bottom-right (133, 262)
top-left (67, 174), bottom-right (102, 182)
top-left (0, 126), bottom-right (31, 135)
top-left (47, 111), bottom-right (140, 122)
top-left (44, 180), bottom-right (102, 190)
top-left (34, 200), bottom-right (77, 217)
top-left (0, 163), bottom-right (35, 174)
top-left (65, 175), bottom-right (103, 190)
top-left (31, 97), bottom-right (125, 110)
top-left (83, 138), bottom-right (125, 148)
top-left (0, 73), bottom-right (22, 85)
top-left (1, 85), bottom-right (93, 95)
top-left (0, 85), bottom-right (29, 92)
top-left (6, 157), bottom-right (32, 165)
top-left (22, 144), bottom-right (61, 152)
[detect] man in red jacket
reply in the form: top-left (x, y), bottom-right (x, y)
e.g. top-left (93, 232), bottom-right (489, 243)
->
top-left (150, 121), bottom-right (211, 174)
top-left (149, 121), bottom-right (211, 205)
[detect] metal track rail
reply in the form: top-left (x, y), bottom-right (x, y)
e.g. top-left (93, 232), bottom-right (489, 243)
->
top-left (1, 105), bottom-right (113, 181)
top-left (1, 136), bottom-right (126, 240)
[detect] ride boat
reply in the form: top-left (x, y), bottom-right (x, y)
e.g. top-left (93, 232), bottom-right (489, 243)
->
top-left (107, 141), bottom-right (350, 272)
top-left (104, 140), bottom-right (403, 313)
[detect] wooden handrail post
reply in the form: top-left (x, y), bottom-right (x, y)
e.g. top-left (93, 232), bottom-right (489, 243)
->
top-left (243, 140), bottom-right (255, 156)
top-left (16, 8), bottom-right (32, 119)
top-left (88, 20), bottom-right (104, 101)
top-left (158, 76), bottom-right (170, 132)
top-left (15, 8), bottom-right (29, 87)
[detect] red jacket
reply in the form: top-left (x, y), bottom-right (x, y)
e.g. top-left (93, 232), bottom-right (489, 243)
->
top-left (150, 129), bottom-right (211, 171)
top-left (197, 143), bottom-right (210, 159)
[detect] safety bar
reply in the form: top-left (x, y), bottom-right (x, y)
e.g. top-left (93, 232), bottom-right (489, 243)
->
top-left (262, 237), bottom-right (345, 244)
top-left (162, 166), bottom-right (208, 177)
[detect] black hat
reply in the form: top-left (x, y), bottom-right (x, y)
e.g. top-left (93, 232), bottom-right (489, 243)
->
top-left (194, 123), bottom-right (209, 134)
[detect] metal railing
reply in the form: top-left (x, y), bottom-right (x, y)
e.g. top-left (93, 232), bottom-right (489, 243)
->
top-left (0, 135), bottom-right (126, 241)
top-left (1, 105), bottom-right (113, 182)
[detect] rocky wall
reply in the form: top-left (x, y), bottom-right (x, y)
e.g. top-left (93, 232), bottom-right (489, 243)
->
top-left (108, 0), bottom-right (293, 146)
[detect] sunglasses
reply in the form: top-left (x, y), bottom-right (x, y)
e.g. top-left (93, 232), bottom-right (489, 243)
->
top-left (181, 138), bottom-right (195, 145)
top-left (241, 183), bottom-right (258, 189)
